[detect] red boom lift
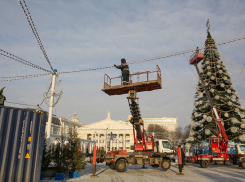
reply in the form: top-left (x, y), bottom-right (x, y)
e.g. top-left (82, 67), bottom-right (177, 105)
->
top-left (190, 50), bottom-right (231, 168)
top-left (102, 66), bottom-right (162, 153)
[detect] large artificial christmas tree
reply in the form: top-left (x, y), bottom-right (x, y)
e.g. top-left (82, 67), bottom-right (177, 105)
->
top-left (188, 29), bottom-right (245, 144)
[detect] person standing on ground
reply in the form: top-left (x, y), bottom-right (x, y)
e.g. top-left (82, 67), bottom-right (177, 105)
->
top-left (176, 144), bottom-right (184, 175)
top-left (114, 58), bottom-right (130, 85)
top-left (181, 146), bottom-right (186, 169)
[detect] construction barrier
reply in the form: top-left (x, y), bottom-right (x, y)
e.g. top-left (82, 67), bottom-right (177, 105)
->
top-left (90, 146), bottom-right (98, 178)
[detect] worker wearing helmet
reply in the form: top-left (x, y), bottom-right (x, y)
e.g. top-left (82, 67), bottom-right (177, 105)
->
top-left (0, 87), bottom-right (6, 106)
top-left (114, 58), bottom-right (130, 85)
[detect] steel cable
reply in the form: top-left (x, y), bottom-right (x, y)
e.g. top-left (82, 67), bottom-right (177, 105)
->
top-left (0, 49), bottom-right (52, 73)
top-left (0, 72), bottom-right (52, 82)
top-left (18, 0), bottom-right (54, 73)
top-left (2, 35), bottom-right (245, 82)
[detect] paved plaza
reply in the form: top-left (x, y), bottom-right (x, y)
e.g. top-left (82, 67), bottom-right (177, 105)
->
top-left (41, 162), bottom-right (245, 182)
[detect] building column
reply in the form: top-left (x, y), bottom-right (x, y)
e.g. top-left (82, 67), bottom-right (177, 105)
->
top-left (94, 133), bottom-right (97, 146)
top-left (96, 134), bottom-right (98, 148)
top-left (90, 143), bottom-right (93, 153)
top-left (94, 134), bottom-right (99, 148)
top-left (110, 139), bottom-right (112, 151)
top-left (117, 134), bottom-right (119, 150)
top-left (89, 143), bottom-right (91, 153)
top-left (123, 134), bottom-right (126, 150)
top-left (83, 142), bottom-right (86, 153)
top-left (98, 134), bottom-right (100, 149)
top-left (104, 133), bottom-right (106, 151)
top-left (105, 131), bottom-right (108, 153)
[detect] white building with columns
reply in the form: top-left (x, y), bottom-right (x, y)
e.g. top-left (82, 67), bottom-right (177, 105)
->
top-left (78, 112), bottom-right (134, 152)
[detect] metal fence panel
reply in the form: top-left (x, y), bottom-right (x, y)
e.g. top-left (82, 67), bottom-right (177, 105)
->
top-left (0, 106), bottom-right (47, 182)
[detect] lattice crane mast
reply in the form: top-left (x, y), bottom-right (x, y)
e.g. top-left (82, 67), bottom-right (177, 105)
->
top-left (127, 90), bottom-right (153, 151)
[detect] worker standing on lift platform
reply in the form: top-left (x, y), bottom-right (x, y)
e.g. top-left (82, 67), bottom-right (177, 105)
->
top-left (114, 58), bottom-right (130, 85)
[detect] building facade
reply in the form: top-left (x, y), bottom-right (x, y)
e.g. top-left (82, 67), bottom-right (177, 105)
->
top-left (143, 117), bottom-right (178, 131)
top-left (77, 113), bottom-right (179, 153)
top-left (78, 112), bottom-right (134, 152)
top-left (127, 115), bottom-right (178, 131)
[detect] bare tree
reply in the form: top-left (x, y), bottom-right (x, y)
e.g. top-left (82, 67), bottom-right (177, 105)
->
top-left (147, 124), bottom-right (169, 139)
top-left (168, 127), bottom-right (183, 147)
top-left (146, 124), bottom-right (190, 148)
top-left (182, 124), bottom-right (191, 141)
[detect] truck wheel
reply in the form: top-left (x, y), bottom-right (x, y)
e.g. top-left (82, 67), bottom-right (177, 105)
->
top-left (115, 160), bottom-right (126, 172)
top-left (241, 162), bottom-right (245, 169)
top-left (200, 161), bottom-right (202, 167)
top-left (201, 160), bottom-right (208, 168)
top-left (109, 163), bottom-right (115, 170)
top-left (161, 160), bottom-right (171, 170)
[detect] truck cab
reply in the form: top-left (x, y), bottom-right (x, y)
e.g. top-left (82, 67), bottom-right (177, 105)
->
top-left (154, 139), bottom-right (175, 162)
top-left (235, 144), bottom-right (245, 169)
top-left (154, 139), bottom-right (174, 154)
top-left (236, 144), bottom-right (245, 155)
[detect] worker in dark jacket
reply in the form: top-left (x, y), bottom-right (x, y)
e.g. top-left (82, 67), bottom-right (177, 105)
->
top-left (114, 58), bottom-right (130, 85)
top-left (0, 87), bottom-right (6, 106)
top-left (181, 146), bottom-right (185, 169)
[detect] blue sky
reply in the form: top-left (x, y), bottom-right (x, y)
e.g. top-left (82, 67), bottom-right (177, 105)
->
top-left (1, 0), bottom-right (245, 129)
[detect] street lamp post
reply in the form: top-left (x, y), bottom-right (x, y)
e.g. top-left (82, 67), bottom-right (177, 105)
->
top-left (46, 70), bottom-right (57, 147)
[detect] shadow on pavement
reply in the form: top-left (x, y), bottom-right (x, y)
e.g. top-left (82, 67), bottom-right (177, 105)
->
top-left (96, 168), bottom-right (108, 175)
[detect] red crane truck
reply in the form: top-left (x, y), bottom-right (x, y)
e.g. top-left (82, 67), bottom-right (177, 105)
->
top-left (190, 51), bottom-right (245, 168)
top-left (102, 90), bottom-right (174, 172)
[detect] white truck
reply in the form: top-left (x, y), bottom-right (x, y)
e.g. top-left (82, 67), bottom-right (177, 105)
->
top-left (232, 144), bottom-right (245, 169)
top-left (154, 139), bottom-right (176, 162)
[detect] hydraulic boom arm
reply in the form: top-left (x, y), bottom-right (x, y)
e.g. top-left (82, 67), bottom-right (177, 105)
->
top-left (127, 90), bottom-right (152, 151)
top-left (127, 90), bottom-right (144, 141)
